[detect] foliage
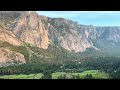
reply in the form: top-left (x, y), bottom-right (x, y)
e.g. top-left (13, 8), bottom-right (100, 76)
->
top-left (0, 41), bottom-right (29, 61)
top-left (52, 70), bottom-right (109, 79)
top-left (41, 71), bottom-right (52, 79)
top-left (0, 41), bottom-right (120, 79)
top-left (0, 73), bottom-right (43, 79)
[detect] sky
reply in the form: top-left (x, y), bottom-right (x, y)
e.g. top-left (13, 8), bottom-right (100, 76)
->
top-left (36, 11), bottom-right (120, 26)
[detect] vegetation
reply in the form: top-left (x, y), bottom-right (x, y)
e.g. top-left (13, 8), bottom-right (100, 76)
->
top-left (0, 70), bottom-right (109, 79)
top-left (0, 11), bottom-right (21, 29)
top-left (0, 41), bottom-right (120, 79)
top-left (0, 73), bottom-right (43, 79)
top-left (52, 70), bottom-right (109, 79)
top-left (0, 41), bottom-right (29, 61)
top-left (1, 11), bottom-right (120, 79)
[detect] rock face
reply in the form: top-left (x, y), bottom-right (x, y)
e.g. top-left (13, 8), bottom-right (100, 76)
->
top-left (12, 12), bottom-right (49, 49)
top-left (1, 11), bottom-right (120, 53)
top-left (0, 48), bottom-right (26, 67)
top-left (95, 26), bottom-right (120, 42)
top-left (0, 26), bottom-right (25, 66)
top-left (46, 18), bottom-right (120, 52)
top-left (0, 26), bottom-right (22, 46)
top-left (46, 18), bottom-right (93, 52)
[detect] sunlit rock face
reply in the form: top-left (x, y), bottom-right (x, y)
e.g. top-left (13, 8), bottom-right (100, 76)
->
top-left (12, 12), bottom-right (49, 49)
top-left (0, 27), bottom-right (22, 46)
top-left (0, 48), bottom-right (26, 67)
top-left (1, 11), bottom-right (120, 53)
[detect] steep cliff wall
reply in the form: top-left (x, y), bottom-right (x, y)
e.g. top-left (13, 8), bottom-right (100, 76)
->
top-left (1, 11), bottom-right (120, 53)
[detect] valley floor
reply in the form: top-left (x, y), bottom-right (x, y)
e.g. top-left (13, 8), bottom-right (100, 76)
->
top-left (0, 70), bottom-right (109, 79)
top-left (0, 73), bottom-right (43, 79)
top-left (52, 70), bottom-right (109, 79)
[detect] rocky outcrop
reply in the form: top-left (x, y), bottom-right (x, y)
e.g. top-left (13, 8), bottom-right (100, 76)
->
top-left (0, 27), bottom-right (25, 66)
top-left (47, 18), bottom-right (93, 52)
top-left (1, 11), bottom-right (120, 53)
top-left (12, 11), bottom-right (49, 49)
top-left (0, 11), bottom-right (95, 52)
top-left (95, 26), bottom-right (120, 42)
top-left (0, 26), bottom-right (22, 46)
top-left (0, 48), bottom-right (26, 67)
top-left (46, 18), bottom-right (120, 52)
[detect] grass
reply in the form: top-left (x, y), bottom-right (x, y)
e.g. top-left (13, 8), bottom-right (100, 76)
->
top-left (0, 73), bottom-right (43, 79)
top-left (52, 70), bottom-right (109, 79)
top-left (0, 70), bottom-right (109, 79)
top-left (52, 72), bottom-right (66, 79)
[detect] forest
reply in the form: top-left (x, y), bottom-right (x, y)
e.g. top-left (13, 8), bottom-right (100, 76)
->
top-left (0, 56), bottom-right (119, 79)
top-left (0, 41), bottom-right (120, 79)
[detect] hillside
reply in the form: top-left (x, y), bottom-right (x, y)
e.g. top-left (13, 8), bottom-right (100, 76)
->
top-left (0, 11), bottom-right (120, 67)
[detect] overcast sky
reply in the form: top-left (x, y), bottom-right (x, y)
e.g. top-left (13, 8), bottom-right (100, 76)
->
top-left (36, 11), bottom-right (120, 26)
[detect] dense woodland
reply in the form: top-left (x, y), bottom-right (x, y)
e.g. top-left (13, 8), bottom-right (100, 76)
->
top-left (0, 41), bottom-right (120, 79)
top-left (1, 12), bottom-right (120, 79)
top-left (0, 56), bottom-right (120, 79)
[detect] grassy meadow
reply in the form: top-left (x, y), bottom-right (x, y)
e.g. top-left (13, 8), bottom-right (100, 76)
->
top-left (0, 73), bottom-right (43, 79)
top-left (0, 70), bottom-right (109, 79)
top-left (52, 70), bottom-right (109, 79)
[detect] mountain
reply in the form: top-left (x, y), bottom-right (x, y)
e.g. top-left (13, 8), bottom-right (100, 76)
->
top-left (12, 11), bottom-right (49, 49)
top-left (0, 11), bottom-right (120, 66)
top-left (0, 25), bottom-right (26, 66)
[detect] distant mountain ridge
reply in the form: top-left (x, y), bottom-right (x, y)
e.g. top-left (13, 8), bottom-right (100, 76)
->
top-left (0, 11), bottom-right (120, 66)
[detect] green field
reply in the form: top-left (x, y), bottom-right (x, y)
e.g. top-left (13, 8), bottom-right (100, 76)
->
top-left (0, 70), bottom-right (109, 79)
top-left (0, 73), bottom-right (43, 79)
top-left (52, 70), bottom-right (109, 79)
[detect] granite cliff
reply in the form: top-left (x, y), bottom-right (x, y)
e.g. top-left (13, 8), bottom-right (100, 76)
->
top-left (0, 11), bottom-right (120, 66)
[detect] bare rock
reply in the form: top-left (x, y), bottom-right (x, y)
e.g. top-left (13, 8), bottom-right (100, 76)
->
top-left (0, 48), bottom-right (26, 67)
top-left (13, 12), bottom-right (49, 49)
top-left (0, 27), bottom-right (22, 46)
